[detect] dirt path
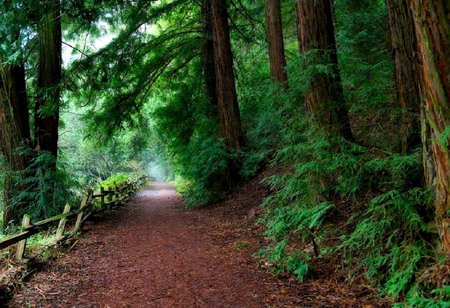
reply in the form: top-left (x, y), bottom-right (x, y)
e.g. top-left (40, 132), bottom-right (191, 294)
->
top-left (8, 181), bottom-right (390, 307)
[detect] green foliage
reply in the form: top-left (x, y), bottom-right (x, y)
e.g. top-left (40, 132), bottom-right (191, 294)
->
top-left (176, 135), bottom-right (229, 206)
top-left (1, 0), bottom-right (442, 304)
top-left (58, 104), bottom-right (151, 189)
top-left (257, 108), bottom-right (432, 297)
top-left (238, 54), bottom-right (309, 178)
top-left (154, 97), bottom-right (229, 206)
top-left (340, 187), bottom-right (431, 297)
top-left (3, 147), bottom-right (76, 225)
top-left (257, 239), bottom-right (311, 282)
top-left (67, 0), bottom-right (199, 141)
top-left (95, 173), bottom-right (130, 190)
top-left (334, 0), bottom-right (397, 150)
top-left (246, 47), bottom-right (432, 300)
top-left (334, 0), bottom-right (393, 111)
top-left (399, 286), bottom-right (450, 308)
top-left (149, 60), bottom-right (230, 206)
top-left (239, 82), bottom-right (284, 177)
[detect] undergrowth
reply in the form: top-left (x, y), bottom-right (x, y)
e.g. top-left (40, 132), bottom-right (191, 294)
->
top-left (254, 114), bottom-right (436, 302)
top-left (1, 147), bottom-right (77, 230)
top-left (243, 53), bottom-right (441, 304)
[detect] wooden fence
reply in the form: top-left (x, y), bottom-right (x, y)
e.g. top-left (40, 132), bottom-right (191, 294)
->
top-left (0, 176), bottom-right (148, 263)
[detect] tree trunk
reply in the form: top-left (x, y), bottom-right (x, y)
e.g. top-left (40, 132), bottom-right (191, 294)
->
top-left (409, 0), bottom-right (450, 252)
top-left (295, 0), bottom-right (353, 141)
top-left (385, 0), bottom-right (422, 153)
top-left (202, 0), bottom-right (218, 109)
top-left (35, 0), bottom-right (62, 158)
top-left (265, 0), bottom-right (288, 90)
top-left (211, 0), bottom-right (245, 151)
top-left (0, 64), bottom-right (31, 226)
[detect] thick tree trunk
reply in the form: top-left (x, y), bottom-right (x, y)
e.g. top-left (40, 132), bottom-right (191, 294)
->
top-left (295, 0), bottom-right (353, 141)
top-left (35, 0), bottom-right (62, 158)
top-left (265, 0), bottom-right (288, 90)
top-left (202, 0), bottom-right (218, 107)
top-left (409, 0), bottom-right (450, 252)
top-left (0, 64), bottom-right (31, 226)
top-left (211, 0), bottom-right (245, 151)
top-left (385, 0), bottom-right (422, 153)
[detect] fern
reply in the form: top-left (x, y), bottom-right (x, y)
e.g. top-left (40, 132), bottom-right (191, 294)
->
top-left (396, 286), bottom-right (450, 308)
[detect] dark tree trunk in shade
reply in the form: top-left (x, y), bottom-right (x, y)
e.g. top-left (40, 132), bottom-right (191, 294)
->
top-left (385, 0), bottom-right (422, 153)
top-left (0, 64), bottom-right (31, 226)
top-left (409, 0), bottom-right (450, 253)
top-left (35, 0), bottom-right (62, 158)
top-left (295, 0), bottom-right (353, 141)
top-left (265, 0), bottom-right (288, 90)
top-left (202, 0), bottom-right (218, 109)
top-left (211, 0), bottom-right (245, 151)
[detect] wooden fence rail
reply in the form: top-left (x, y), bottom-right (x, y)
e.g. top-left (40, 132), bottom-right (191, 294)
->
top-left (0, 176), bottom-right (148, 262)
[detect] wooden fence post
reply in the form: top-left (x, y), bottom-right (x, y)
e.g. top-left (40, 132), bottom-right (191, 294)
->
top-left (110, 184), bottom-right (114, 204)
top-left (107, 186), bottom-right (112, 209)
top-left (56, 204), bottom-right (71, 239)
top-left (16, 215), bottom-right (30, 261)
top-left (114, 182), bottom-right (119, 203)
top-left (73, 190), bottom-right (91, 233)
top-left (100, 186), bottom-right (105, 208)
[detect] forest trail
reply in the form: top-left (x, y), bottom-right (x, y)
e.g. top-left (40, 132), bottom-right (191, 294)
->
top-left (8, 181), bottom-right (390, 307)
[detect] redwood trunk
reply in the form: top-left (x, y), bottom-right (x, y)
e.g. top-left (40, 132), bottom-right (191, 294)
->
top-left (202, 0), bottom-right (218, 109)
top-left (409, 0), bottom-right (450, 252)
top-left (211, 0), bottom-right (245, 151)
top-left (0, 64), bottom-right (31, 226)
top-left (265, 0), bottom-right (288, 90)
top-left (35, 0), bottom-right (62, 158)
top-left (295, 0), bottom-right (353, 141)
top-left (385, 0), bottom-right (422, 153)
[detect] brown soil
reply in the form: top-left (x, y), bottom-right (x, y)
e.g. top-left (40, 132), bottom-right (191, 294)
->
top-left (7, 180), bottom-right (392, 307)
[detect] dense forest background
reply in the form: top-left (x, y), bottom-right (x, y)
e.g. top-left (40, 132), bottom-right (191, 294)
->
top-left (1, 0), bottom-right (450, 305)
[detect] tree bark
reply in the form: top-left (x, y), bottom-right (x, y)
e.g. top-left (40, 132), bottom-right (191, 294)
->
top-left (265, 0), bottom-right (288, 90)
top-left (295, 0), bottom-right (353, 141)
top-left (0, 64), bottom-right (31, 226)
top-left (211, 0), bottom-right (245, 151)
top-left (385, 0), bottom-right (422, 153)
top-left (409, 0), bottom-right (450, 252)
top-left (202, 0), bottom-right (218, 110)
top-left (35, 0), bottom-right (62, 158)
